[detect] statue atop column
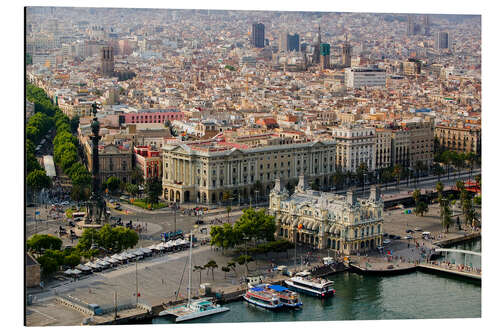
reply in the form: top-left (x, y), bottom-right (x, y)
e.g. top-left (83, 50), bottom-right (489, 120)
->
top-left (84, 102), bottom-right (109, 225)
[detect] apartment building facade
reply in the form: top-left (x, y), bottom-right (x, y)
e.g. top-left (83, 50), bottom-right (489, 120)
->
top-left (435, 123), bottom-right (481, 154)
top-left (332, 125), bottom-right (376, 172)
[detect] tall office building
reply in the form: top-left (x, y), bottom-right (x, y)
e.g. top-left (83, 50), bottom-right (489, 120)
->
top-left (342, 34), bottom-right (352, 68)
top-left (251, 23), bottom-right (265, 48)
top-left (320, 43), bottom-right (330, 69)
top-left (279, 31), bottom-right (288, 52)
top-left (435, 31), bottom-right (449, 49)
top-left (287, 33), bottom-right (300, 52)
top-left (423, 15), bottom-right (431, 36)
top-left (312, 26), bottom-right (321, 64)
top-left (101, 46), bottom-right (114, 77)
top-left (407, 15), bottom-right (416, 36)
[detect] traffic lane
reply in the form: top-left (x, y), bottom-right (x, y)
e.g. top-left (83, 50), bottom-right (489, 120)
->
top-left (124, 210), bottom-right (245, 236)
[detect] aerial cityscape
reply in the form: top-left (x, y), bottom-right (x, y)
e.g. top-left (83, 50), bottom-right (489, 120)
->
top-left (24, 6), bottom-right (481, 326)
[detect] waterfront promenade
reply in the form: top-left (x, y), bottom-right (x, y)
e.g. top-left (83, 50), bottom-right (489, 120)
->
top-left (26, 193), bottom-right (481, 326)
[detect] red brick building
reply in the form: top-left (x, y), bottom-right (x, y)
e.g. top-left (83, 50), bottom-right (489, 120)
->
top-left (134, 145), bottom-right (162, 180)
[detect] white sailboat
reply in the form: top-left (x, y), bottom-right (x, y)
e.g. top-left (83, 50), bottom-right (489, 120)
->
top-left (159, 232), bottom-right (230, 322)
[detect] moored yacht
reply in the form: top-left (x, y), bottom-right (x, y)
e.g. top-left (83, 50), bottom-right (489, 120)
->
top-left (158, 233), bottom-right (230, 322)
top-left (284, 271), bottom-right (335, 298)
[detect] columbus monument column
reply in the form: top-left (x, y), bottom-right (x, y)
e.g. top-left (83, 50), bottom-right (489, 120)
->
top-left (84, 102), bottom-right (109, 225)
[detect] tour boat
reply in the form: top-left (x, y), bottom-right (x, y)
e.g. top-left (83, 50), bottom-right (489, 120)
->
top-left (263, 284), bottom-right (303, 308)
top-left (243, 287), bottom-right (283, 310)
top-left (284, 272), bottom-right (335, 298)
top-left (159, 233), bottom-right (230, 322)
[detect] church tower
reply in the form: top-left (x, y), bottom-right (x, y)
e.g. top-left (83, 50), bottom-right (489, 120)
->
top-left (342, 33), bottom-right (352, 68)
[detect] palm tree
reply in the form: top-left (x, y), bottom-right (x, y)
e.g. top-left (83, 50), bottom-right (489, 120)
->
top-left (412, 189), bottom-right (421, 205)
top-left (440, 197), bottom-right (452, 233)
top-left (441, 151), bottom-right (452, 180)
top-left (392, 164), bottom-right (402, 190)
top-left (193, 265), bottom-right (205, 286)
top-left (221, 266), bottom-right (230, 279)
top-left (204, 260), bottom-right (218, 281)
top-left (436, 181), bottom-right (444, 196)
top-left (415, 161), bottom-right (426, 186)
top-left (227, 261), bottom-right (237, 277)
top-left (465, 152), bottom-right (475, 181)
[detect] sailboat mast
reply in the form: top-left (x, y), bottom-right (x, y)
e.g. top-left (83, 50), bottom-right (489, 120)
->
top-left (187, 232), bottom-right (192, 303)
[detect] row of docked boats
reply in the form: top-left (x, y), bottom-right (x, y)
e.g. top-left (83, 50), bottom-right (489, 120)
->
top-left (243, 271), bottom-right (336, 310)
top-left (244, 284), bottom-right (303, 310)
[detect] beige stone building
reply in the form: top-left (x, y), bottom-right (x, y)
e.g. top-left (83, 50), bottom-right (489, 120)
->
top-left (332, 124), bottom-right (376, 172)
top-left (26, 253), bottom-right (41, 288)
top-left (391, 129), bottom-right (411, 168)
top-left (435, 123), bottom-right (481, 154)
top-left (375, 129), bottom-right (392, 170)
top-left (162, 139), bottom-right (337, 204)
top-left (401, 118), bottom-right (435, 168)
top-left (83, 140), bottom-right (134, 184)
top-left (269, 176), bottom-right (384, 254)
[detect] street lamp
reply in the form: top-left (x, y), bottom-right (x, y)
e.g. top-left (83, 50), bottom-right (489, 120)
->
top-left (172, 203), bottom-right (178, 232)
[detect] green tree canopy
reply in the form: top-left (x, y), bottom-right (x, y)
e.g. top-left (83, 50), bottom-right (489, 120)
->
top-left (234, 208), bottom-right (276, 242)
top-left (145, 177), bottom-right (162, 204)
top-left (106, 176), bottom-right (122, 194)
top-left (64, 253), bottom-right (81, 268)
top-left (76, 225), bottom-right (138, 253)
top-left (27, 169), bottom-right (52, 192)
top-left (125, 183), bottom-right (139, 196)
top-left (27, 153), bottom-right (42, 174)
top-left (27, 234), bottom-right (62, 254)
top-left (37, 255), bottom-right (59, 277)
top-left (70, 115), bottom-right (80, 133)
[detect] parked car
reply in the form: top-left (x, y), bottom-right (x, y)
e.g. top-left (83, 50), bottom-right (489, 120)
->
top-left (383, 239), bottom-right (391, 245)
top-left (414, 227), bottom-right (422, 231)
top-left (405, 229), bottom-right (414, 234)
top-left (404, 235), bottom-right (413, 240)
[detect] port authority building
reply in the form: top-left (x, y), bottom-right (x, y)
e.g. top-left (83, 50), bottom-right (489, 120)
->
top-left (269, 176), bottom-right (384, 255)
top-left (161, 139), bottom-right (337, 204)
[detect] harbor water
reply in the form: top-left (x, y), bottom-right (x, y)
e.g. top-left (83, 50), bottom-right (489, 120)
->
top-left (153, 240), bottom-right (481, 324)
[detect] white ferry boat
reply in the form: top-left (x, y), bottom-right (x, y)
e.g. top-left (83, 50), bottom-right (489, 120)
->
top-left (284, 271), bottom-right (336, 298)
top-left (243, 286), bottom-right (284, 310)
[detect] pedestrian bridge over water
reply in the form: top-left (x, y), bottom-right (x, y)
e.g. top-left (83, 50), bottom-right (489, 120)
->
top-left (434, 248), bottom-right (481, 257)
